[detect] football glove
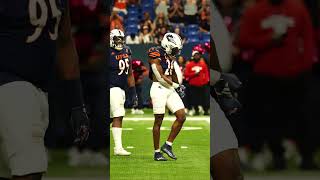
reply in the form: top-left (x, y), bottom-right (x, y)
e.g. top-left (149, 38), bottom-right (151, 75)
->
top-left (70, 105), bottom-right (90, 145)
top-left (175, 84), bottom-right (186, 98)
top-left (220, 73), bottom-right (242, 91)
top-left (214, 74), bottom-right (242, 115)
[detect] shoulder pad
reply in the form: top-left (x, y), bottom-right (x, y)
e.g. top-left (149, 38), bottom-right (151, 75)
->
top-left (148, 47), bottom-right (161, 59)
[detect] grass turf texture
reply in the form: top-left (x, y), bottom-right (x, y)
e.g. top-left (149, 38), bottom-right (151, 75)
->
top-left (44, 150), bottom-right (107, 178)
top-left (110, 112), bottom-right (210, 180)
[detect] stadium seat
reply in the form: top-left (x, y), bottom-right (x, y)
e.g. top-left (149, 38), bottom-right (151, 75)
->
top-left (117, 11), bottom-right (126, 18)
top-left (188, 31), bottom-right (198, 36)
top-left (187, 24), bottom-right (199, 33)
top-left (188, 36), bottom-right (200, 43)
top-left (201, 32), bottom-right (210, 43)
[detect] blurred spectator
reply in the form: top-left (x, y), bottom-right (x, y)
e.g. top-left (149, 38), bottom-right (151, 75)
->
top-left (110, 11), bottom-right (124, 31)
top-left (155, 0), bottom-right (169, 17)
top-left (113, 0), bottom-right (128, 15)
top-left (174, 26), bottom-right (187, 44)
top-left (184, 0), bottom-right (198, 24)
top-left (131, 59), bottom-right (149, 114)
top-left (140, 12), bottom-right (154, 33)
top-left (139, 25), bottom-right (154, 43)
top-left (184, 51), bottom-right (210, 115)
top-left (126, 33), bottom-right (140, 44)
top-left (199, 4), bottom-right (210, 32)
top-left (154, 26), bottom-right (168, 44)
top-left (238, 0), bottom-right (315, 170)
top-left (154, 12), bottom-right (170, 30)
top-left (168, 0), bottom-right (185, 24)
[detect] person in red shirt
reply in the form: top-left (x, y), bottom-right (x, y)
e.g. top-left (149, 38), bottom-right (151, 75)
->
top-left (238, 0), bottom-right (317, 170)
top-left (184, 50), bottom-right (210, 115)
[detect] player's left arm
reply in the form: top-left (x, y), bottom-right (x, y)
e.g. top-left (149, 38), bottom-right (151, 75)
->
top-left (127, 56), bottom-right (138, 107)
top-left (56, 1), bottom-right (89, 145)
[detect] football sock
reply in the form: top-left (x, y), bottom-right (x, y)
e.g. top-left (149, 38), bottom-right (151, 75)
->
top-left (155, 149), bottom-right (161, 153)
top-left (166, 141), bottom-right (173, 146)
top-left (112, 127), bottom-right (123, 149)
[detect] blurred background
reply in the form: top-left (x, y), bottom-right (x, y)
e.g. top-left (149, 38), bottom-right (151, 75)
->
top-left (214, 0), bottom-right (320, 178)
top-left (43, 0), bottom-right (108, 179)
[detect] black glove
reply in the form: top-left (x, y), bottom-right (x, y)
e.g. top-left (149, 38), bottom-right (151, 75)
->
top-left (128, 87), bottom-right (138, 108)
top-left (175, 84), bottom-right (186, 98)
top-left (214, 75), bottom-right (242, 115)
top-left (70, 105), bottom-right (90, 145)
top-left (220, 73), bottom-right (242, 91)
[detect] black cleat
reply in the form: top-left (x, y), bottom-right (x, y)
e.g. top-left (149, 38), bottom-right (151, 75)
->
top-left (154, 152), bottom-right (167, 161)
top-left (161, 143), bottom-right (177, 160)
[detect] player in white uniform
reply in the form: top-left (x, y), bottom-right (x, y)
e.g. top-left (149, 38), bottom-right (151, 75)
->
top-left (210, 1), bottom-right (244, 180)
top-left (148, 33), bottom-right (186, 161)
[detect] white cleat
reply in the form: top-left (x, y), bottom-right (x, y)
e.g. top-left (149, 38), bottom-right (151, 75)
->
top-left (114, 148), bottom-right (131, 156)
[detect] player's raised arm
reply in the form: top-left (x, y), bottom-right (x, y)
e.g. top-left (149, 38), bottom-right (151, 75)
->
top-left (56, 1), bottom-right (89, 145)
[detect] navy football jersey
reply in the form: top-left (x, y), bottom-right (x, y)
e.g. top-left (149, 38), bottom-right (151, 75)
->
top-left (0, 0), bottom-right (66, 90)
top-left (109, 46), bottom-right (132, 90)
top-left (148, 46), bottom-right (174, 79)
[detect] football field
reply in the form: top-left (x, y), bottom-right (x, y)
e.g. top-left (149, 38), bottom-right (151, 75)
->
top-left (110, 110), bottom-right (210, 180)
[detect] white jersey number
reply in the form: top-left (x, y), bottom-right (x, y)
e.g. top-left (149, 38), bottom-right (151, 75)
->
top-left (164, 60), bottom-right (174, 76)
top-left (118, 58), bottom-right (130, 75)
top-left (27, 0), bottom-right (62, 43)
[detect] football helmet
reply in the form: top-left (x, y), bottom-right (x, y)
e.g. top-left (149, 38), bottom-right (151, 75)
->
top-left (110, 29), bottom-right (125, 51)
top-left (161, 33), bottom-right (183, 57)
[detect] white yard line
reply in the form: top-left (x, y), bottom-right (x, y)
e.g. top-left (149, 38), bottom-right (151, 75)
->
top-left (124, 117), bottom-right (210, 124)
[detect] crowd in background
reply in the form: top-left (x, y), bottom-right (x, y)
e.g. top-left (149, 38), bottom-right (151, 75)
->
top-left (111, 0), bottom-right (210, 44)
top-left (215, 0), bottom-right (320, 171)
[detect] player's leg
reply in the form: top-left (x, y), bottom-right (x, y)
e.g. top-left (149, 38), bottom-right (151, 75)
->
top-left (211, 96), bottom-right (243, 180)
top-left (153, 114), bottom-right (164, 151)
top-left (162, 90), bottom-right (186, 160)
top-left (211, 150), bottom-right (243, 180)
top-left (150, 82), bottom-right (168, 161)
top-left (110, 87), bottom-right (130, 156)
top-left (0, 81), bottom-right (48, 180)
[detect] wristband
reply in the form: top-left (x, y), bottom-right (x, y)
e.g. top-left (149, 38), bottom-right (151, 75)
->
top-left (128, 86), bottom-right (137, 97)
top-left (61, 79), bottom-right (85, 108)
top-left (172, 82), bottom-right (180, 89)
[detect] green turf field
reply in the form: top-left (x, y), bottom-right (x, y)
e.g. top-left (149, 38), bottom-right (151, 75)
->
top-left (44, 150), bottom-right (108, 178)
top-left (110, 111), bottom-right (210, 180)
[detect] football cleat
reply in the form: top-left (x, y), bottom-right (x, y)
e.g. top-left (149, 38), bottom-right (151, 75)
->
top-left (161, 143), bottom-right (177, 160)
top-left (114, 148), bottom-right (131, 156)
top-left (154, 152), bottom-right (167, 161)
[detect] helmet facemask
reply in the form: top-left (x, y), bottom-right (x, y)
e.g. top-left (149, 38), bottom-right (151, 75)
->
top-left (112, 36), bottom-right (125, 51)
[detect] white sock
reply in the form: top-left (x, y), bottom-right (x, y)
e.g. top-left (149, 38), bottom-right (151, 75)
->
top-left (112, 127), bottom-right (123, 149)
top-left (166, 141), bottom-right (173, 146)
top-left (155, 149), bottom-right (160, 153)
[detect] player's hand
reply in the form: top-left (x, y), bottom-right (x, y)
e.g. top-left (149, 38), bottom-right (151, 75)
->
top-left (214, 78), bottom-right (242, 115)
top-left (132, 94), bottom-right (138, 108)
top-left (220, 73), bottom-right (242, 91)
top-left (175, 84), bottom-right (186, 98)
top-left (70, 106), bottom-right (90, 145)
top-left (128, 87), bottom-right (138, 108)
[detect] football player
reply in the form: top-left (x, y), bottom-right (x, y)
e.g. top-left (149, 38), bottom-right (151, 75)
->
top-left (0, 1), bottom-right (90, 180)
top-left (210, 1), bottom-right (243, 180)
top-left (109, 29), bottom-right (138, 156)
top-left (148, 33), bottom-right (186, 161)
